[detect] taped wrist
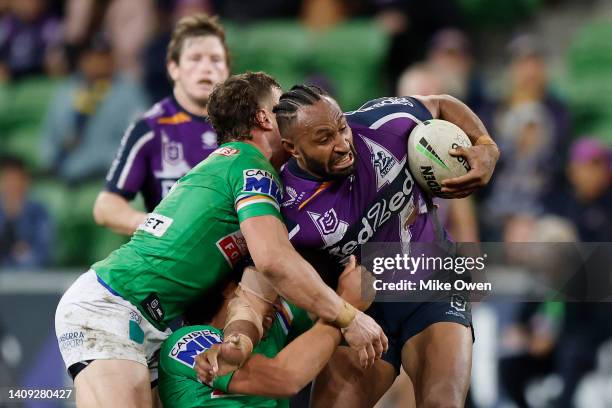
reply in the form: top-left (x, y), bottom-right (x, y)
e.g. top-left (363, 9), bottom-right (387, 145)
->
top-left (225, 333), bottom-right (254, 366)
top-left (332, 301), bottom-right (357, 329)
top-left (475, 135), bottom-right (496, 146)
top-left (225, 290), bottom-right (265, 339)
top-left (239, 266), bottom-right (277, 305)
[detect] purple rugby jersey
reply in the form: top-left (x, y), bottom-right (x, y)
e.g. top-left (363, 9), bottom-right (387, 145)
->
top-left (105, 96), bottom-right (218, 211)
top-left (281, 97), bottom-right (442, 272)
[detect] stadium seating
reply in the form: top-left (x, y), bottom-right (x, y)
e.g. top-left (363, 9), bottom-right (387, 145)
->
top-left (458, 0), bottom-right (543, 28)
top-left (225, 20), bottom-right (389, 109)
top-left (564, 18), bottom-right (612, 142)
top-left (0, 77), bottom-right (58, 170)
top-left (31, 179), bottom-right (132, 267)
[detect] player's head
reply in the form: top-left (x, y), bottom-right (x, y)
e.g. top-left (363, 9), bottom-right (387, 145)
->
top-left (166, 14), bottom-right (230, 108)
top-left (0, 155), bottom-right (30, 202)
top-left (274, 85), bottom-right (356, 179)
top-left (208, 71), bottom-right (283, 160)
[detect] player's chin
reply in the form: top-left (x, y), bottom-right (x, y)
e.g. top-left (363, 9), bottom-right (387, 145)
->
top-left (329, 153), bottom-right (355, 177)
top-left (188, 90), bottom-right (211, 106)
top-left (328, 164), bottom-right (355, 179)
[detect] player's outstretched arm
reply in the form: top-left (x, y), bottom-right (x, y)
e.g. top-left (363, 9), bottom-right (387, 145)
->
top-left (239, 215), bottom-right (387, 367)
top-left (93, 191), bottom-right (148, 235)
top-left (414, 94), bottom-right (500, 198)
top-left (226, 321), bottom-right (341, 398)
top-left (197, 259), bottom-right (369, 397)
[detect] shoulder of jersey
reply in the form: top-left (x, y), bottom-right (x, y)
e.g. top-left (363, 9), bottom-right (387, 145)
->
top-left (142, 97), bottom-right (194, 126)
top-left (142, 99), bottom-right (168, 121)
top-left (344, 96), bottom-right (426, 127)
top-left (208, 145), bottom-right (243, 159)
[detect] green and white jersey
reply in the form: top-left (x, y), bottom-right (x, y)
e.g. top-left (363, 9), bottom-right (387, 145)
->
top-left (158, 300), bottom-right (313, 408)
top-left (94, 142), bottom-right (283, 330)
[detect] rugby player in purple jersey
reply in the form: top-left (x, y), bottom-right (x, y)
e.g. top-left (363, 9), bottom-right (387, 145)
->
top-left (93, 14), bottom-right (229, 235)
top-left (271, 86), bottom-right (499, 407)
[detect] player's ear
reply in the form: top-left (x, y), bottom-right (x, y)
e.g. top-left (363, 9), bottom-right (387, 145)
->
top-left (255, 109), bottom-right (272, 130)
top-left (167, 60), bottom-right (179, 82)
top-left (281, 138), bottom-right (298, 158)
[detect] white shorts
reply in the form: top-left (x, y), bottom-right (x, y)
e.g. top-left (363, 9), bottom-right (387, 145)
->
top-left (55, 270), bottom-right (171, 383)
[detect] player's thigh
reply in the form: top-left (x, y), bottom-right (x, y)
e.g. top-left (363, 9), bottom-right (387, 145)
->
top-left (311, 346), bottom-right (396, 408)
top-left (401, 322), bottom-right (472, 407)
top-left (74, 359), bottom-right (152, 408)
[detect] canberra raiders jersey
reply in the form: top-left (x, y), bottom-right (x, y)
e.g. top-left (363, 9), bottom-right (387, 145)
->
top-left (158, 300), bottom-right (312, 408)
top-left (105, 96), bottom-right (219, 211)
top-left (94, 142), bottom-right (283, 330)
top-left (281, 97), bottom-right (439, 272)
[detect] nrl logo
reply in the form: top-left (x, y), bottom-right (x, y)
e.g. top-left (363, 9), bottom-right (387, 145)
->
top-left (308, 208), bottom-right (349, 247)
top-left (162, 132), bottom-right (184, 163)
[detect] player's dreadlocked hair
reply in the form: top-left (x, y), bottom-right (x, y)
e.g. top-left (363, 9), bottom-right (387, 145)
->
top-left (273, 85), bottom-right (328, 137)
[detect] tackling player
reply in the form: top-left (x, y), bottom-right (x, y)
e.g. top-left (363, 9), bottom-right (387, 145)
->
top-left (158, 256), bottom-right (367, 408)
top-left (93, 14), bottom-right (229, 235)
top-left (272, 85), bottom-right (499, 407)
top-left (55, 72), bottom-right (386, 408)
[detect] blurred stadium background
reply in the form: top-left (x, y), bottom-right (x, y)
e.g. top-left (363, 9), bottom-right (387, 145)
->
top-left (1, 0), bottom-right (612, 407)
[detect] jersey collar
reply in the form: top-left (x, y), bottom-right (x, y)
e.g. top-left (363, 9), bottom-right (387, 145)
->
top-left (170, 94), bottom-right (209, 124)
top-left (286, 158), bottom-right (328, 182)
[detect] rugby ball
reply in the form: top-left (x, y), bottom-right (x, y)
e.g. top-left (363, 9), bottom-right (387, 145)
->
top-left (407, 119), bottom-right (472, 198)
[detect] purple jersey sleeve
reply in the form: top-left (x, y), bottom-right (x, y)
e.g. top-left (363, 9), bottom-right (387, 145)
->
top-left (105, 119), bottom-right (154, 200)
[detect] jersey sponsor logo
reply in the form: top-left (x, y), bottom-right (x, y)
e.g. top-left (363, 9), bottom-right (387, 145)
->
top-left (138, 213), bottom-right (174, 237)
top-left (202, 131), bottom-right (217, 147)
top-left (242, 169), bottom-right (282, 203)
top-left (212, 146), bottom-right (240, 157)
top-left (216, 230), bottom-right (248, 267)
top-left (169, 329), bottom-right (222, 368)
top-left (362, 135), bottom-right (406, 191)
top-left (308, 209), bottom-right (349, 247)
top-left (58, 331), bottom-right (85, 352)
top-left (347, 97), bottom-right (415, 115)
top-left (326, 168), bottom-right (415, 263)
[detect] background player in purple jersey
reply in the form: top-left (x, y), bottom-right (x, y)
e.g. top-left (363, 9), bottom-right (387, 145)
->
top-left (93, 14), bottom-right (230, 235)
top-left (273, 85), bottom-right (499, 407)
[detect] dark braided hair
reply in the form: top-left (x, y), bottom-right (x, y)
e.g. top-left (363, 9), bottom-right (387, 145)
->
top-left (273, 85), bottom-right (328, 137)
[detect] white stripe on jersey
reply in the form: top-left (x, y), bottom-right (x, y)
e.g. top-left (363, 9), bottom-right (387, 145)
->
top-left (288, 224), bottom-right (301, 240)
top-left (369, 112), bottom-right (422, 130)
top-left (235, 197), bottom-right (280, 212)
top-left (117, 131), bottom-right (155, 189)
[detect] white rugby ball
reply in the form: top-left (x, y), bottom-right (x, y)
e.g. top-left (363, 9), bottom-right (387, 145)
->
top-left (407, 119), bottom-right (472, 198)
